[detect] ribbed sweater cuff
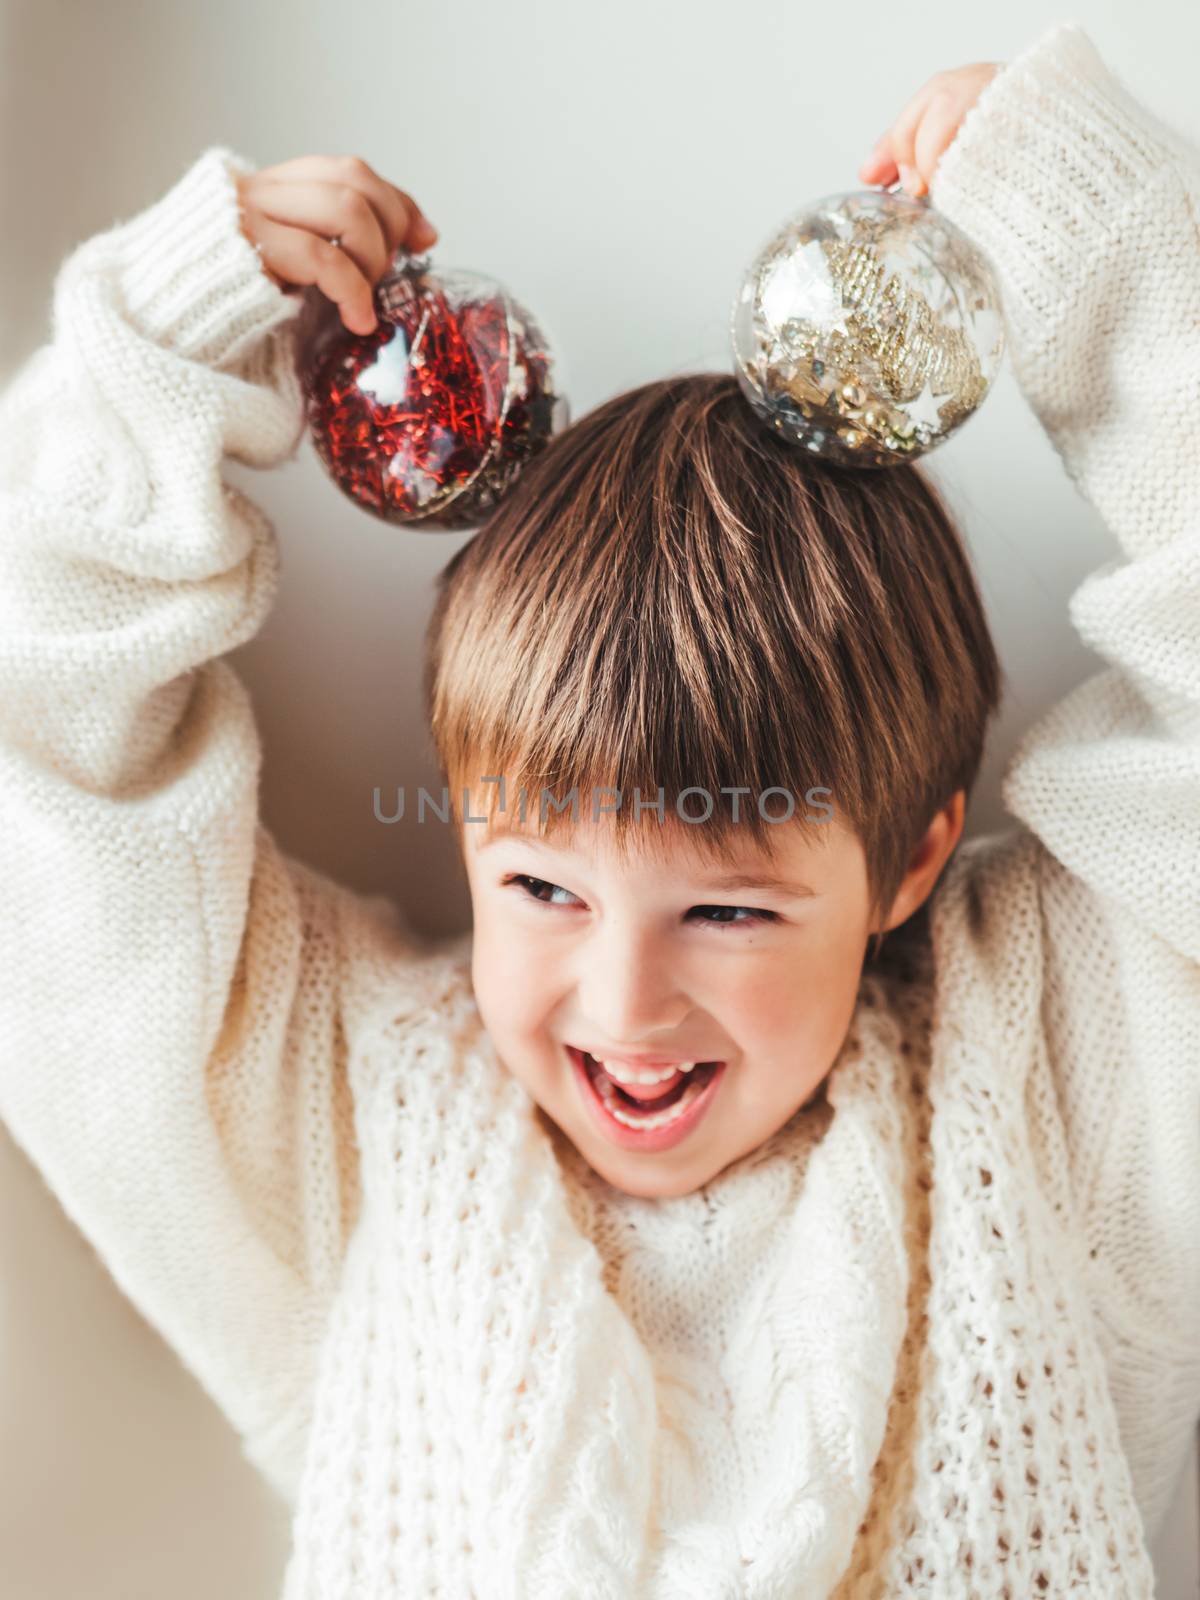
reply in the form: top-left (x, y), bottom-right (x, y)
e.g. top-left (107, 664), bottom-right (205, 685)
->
top-left (930, 20), bottom-right (1191, 360)
top-left (88, 145), bottom-right (304, 372)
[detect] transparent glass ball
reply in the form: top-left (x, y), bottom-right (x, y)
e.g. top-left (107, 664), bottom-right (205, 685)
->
top-left (731, 188), bottom-right (1005, 468)
top-left (299, 253), bottom-right (568, 529)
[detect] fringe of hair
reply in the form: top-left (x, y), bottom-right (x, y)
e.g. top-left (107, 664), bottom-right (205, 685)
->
top-left (423, 373), bottom-right (1003, 964)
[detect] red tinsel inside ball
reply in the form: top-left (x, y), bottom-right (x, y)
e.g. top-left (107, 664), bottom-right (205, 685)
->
top-left (299, 257), bottom-right (564, 529)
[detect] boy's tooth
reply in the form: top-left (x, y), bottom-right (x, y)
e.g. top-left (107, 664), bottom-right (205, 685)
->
top-left (599, 1058), bottom-right (696, 1085)
top-left (606, 1075), bottom-right (706, 1130)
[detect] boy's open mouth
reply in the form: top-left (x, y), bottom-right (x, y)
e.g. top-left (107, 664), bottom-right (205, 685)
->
top-left (565, 1046), bottom-right (728, 1150)
top-left (578, 1050), bottom-right (720, 1111)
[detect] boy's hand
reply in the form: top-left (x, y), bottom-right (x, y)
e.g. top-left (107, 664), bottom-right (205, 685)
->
top-left (235, 154), bottom-right (439, 337)
top-left (857, 63), bottom-right (1004, 199)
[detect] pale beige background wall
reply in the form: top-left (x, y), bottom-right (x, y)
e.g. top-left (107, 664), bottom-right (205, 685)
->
top-left (1, 0), bottom-right (1196, 1593)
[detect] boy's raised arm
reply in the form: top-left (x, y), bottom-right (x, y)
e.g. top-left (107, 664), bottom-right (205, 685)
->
top-left (0, 147), bottom-right (422, 1504)
top-left (928, 21), bottom-right (1200, 1536)
top-left (930, 21), bottom-right (1200, 955)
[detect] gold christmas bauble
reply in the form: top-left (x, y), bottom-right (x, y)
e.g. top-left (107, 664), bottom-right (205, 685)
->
top-left (731, 187), bottom-right (1005, 468)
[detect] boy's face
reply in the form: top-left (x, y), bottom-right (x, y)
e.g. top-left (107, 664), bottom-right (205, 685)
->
top-left (459, 805), bottom-right (903, 1199)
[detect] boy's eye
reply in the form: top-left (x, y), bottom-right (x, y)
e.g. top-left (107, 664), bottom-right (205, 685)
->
top-left (690, 904), bottom-right (776, 928)
top-left (508, 873), bottom-right (581, 908)
top-left (504, 875), bottom-right (777, 929)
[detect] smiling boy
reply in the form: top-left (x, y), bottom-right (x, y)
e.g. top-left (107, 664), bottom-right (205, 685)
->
top-left (433, 371), bottom-right (980, 1198)
top-left (1, 20), bottom-right (1197, 1597)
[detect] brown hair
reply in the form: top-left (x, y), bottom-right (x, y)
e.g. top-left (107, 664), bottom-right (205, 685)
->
top-left (423, 373), bottom-right (1003, 964)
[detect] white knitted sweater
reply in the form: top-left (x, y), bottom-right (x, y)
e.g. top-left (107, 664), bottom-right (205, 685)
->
top-left (1, 21), bottom-right (1197, 1598)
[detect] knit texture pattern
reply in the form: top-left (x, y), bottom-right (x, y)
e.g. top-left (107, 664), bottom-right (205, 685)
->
top-left (0, 20), bottom-right (1197, 1598)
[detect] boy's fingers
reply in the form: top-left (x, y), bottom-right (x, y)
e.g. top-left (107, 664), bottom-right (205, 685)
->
top-left (913, 92), bottom-right (962, 191)
top-left (859, 155), bottom-right (900, 188)
top-left (860, 66), bottom-right (1002, 194)
top-left (250, 154), bottom-right (437, 254)
top-left (857, 136), bottom-right (893, 182)
top-left (246, 211), bottom-right (379, 334)
top-left (882, 78), bottom-right (946, 183)
top-left (393, 186), bottom-right (439, 249)
top-left (248, 178), bottom-right (392, 284)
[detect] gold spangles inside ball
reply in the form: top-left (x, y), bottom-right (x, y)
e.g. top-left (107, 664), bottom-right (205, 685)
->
top-left (731, 189), bottom-right (1005, 468)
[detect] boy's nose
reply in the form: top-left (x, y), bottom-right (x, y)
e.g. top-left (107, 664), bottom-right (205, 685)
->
top-left (574, 937), bottom-right (690, 1046)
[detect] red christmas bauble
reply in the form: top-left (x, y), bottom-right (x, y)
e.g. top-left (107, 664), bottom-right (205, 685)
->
top-left (298, 253), bottom-right (567, 529)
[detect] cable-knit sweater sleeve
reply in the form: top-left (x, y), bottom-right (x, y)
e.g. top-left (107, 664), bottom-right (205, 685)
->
top-left (932, 22), bottom-right (1200, 962)
top-left (0, 146), bottom-right (417, 1504)
top-left (930, 20), bottom-right (1200, 1520)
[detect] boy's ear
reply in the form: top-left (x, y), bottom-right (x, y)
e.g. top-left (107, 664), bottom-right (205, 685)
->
top-left (875, 789), bottom-right (966, 935)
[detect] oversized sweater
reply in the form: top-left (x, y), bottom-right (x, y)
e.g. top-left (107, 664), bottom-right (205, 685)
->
top-left (1, 19), bottom-right (1198, 1598)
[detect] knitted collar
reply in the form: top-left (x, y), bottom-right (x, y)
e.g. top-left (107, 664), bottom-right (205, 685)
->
top-left (281, 837), bottom-right (1156, 1596)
